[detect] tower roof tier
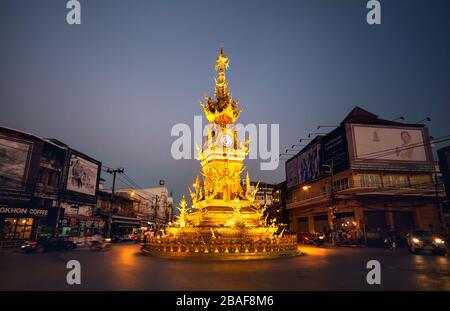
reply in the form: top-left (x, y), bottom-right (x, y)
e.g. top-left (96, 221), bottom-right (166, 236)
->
top-left (201, 46), bottom-right (242, 127)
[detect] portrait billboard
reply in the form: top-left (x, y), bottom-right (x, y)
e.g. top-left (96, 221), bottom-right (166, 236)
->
top-left (0, 137), bottom-right (32, 190)
top-left (66, 153), bottom-right (99, 196)
top-left (297, 143), bottom-right (322, 185)
top-left (286, 157), bottom-right (298, 188)
top-left (351, 125), bottom-right (428, 162)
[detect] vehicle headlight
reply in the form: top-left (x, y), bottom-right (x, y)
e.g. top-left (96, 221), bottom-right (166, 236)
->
top-left (412, 238), bottom-right (420, 244)
top-left (434, 238), bottom-right (444, 244)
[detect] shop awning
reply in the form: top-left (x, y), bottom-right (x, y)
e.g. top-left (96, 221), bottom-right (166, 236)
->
top-left (111, 216), bottom-right (140, 226)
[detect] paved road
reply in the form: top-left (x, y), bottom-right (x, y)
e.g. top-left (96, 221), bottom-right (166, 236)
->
top-left (0, 243), bottom-right (449, 290)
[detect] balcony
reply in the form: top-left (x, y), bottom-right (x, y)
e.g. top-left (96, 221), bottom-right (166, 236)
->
top-left (288, 179), bottom-right (444, 207)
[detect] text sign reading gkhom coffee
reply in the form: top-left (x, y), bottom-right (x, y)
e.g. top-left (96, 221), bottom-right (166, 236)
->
top-left (0, 205), bottom-right (48, 217)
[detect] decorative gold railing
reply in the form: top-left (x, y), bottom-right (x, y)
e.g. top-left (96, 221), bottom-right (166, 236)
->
top-left (143, 235), bottom-right (298, 255)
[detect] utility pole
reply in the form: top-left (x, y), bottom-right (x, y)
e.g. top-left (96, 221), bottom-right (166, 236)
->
top-left (106, 167), bottom-right (124, 238)
top-left (152, 195), bottom-right (159, 230)
top-left (434, 162), bottom-right (446, 232)
top-left (323, 159), bottom-right (336, 245)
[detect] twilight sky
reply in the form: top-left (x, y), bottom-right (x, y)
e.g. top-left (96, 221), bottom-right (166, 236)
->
top-left (1, 0), bottom-right (450, 202)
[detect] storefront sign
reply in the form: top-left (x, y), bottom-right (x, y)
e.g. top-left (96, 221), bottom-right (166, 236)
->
top-left (61, 203), bottom-right (93, 217)
top-left (0, 205), bottom-right (48, 217)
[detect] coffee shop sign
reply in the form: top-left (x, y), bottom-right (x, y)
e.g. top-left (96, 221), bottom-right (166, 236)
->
top-left (0, 206), bottom-right (48, 217)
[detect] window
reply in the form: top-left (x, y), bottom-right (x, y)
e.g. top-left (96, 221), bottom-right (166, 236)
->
top-left (359, 174), bottom-right (381, 188)
top-left (3, 218), bottom-right (34, 240)
top-left (383, 175), bottom-right (409, 188)
top-left (333, 178), bottom-right (349, 192)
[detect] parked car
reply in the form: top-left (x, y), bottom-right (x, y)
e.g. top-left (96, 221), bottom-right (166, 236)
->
top-left (406, 229), bottom-right (447, 256)
top-left (21, 237), bottom-right (77, 253)
top-left (297, 232), bottom-right (316, 245)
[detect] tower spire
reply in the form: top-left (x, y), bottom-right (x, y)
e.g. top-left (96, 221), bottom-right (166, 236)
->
top-left (201, 45), bottom-right (242, 127)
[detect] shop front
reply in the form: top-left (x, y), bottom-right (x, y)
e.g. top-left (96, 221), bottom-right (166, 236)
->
top-left (0, 204), bottom-right (49, 240)
top-left (111, 215), bottom-right (140, 240)
top-left (60, 202), bottom-right (104, 245)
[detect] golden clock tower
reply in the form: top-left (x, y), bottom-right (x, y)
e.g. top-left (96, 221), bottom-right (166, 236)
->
top-left (143, 47), bottom-right (298, 259)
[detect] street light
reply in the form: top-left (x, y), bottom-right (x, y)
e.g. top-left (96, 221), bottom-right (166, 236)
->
top-left (416, 117), bottom-right (431, 124)
top-left (308, 133), bottom-right (327, 138)
top-left (291, 144), bottom-right (306, 149)
top-left (298, 138), bottom-right (312, 143)
top-left (391, 116), bottom-right (405, 122)
top-left (323, 160), bottom-right (336, 245)
top-left (317, 125), bottom-right (338, 130)
top-left (284, 149), bottom-right (298, 153)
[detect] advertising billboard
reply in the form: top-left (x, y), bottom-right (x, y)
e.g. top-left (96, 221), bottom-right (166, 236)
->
top-left (286, 157), bottom-right (298, 188)
top-left (297, 143), bottom-right (322, 185)
top-left (66, 153), bottom-right (99, 196)
top-left (286, 141), bottom-right (323, 188)
top-left (0, 137), bottom-right (32, 190)
top-left (352, 125), bottom-right (427, 161)
top-left (347, 124), bottom-right (433, 171)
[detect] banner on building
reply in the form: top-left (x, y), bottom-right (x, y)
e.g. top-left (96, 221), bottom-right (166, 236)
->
top-left (347, 124), bottom-right (434, 171)
top-left (66, 153), bottom-right (99, 196)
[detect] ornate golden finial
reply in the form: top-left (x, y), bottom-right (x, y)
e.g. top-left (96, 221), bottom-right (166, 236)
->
top-left (215, 45), bottom-right (229, 72)
top-left (179, 194), bottom-right (187, 209)
top-left (201, 46), bottom-right (242, 127)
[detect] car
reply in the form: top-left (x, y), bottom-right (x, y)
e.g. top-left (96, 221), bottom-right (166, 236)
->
top-left (406, 230), bottom-right (447, 256)
top-left (297, 232), bottom-right (316, 245)
top-left (21, 237), bottom-right (77, 253)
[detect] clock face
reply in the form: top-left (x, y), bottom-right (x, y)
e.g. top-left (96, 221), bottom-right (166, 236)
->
top-left (220, 134), bottom-right (233, 147)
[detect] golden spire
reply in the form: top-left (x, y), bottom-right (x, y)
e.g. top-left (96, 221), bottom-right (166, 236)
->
top-left (201, 46), bottom-right (242, 127)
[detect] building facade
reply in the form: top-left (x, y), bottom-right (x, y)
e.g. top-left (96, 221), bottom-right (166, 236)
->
top-left (286, 107), bottom-right (446, 242)
top-left (271, 181), bottom-right (289, 226)
top-left (0, 127), bottom-right (65, 240)
top-left (113, 187), bottom-right (173, 230)
top-left (58, 148), bottom-right (102, 241)
top-left (96, 190), bottom-right (141, 239)
top-left (0, 126), bottom-right (102, 242)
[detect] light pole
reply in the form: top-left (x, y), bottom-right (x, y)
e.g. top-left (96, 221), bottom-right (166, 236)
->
top-left (323, 160), bottom-right (336, 245)
top-left (391, 116), bottom-right (405, 122)
top-left (416, 117), bottom-right (431, 124)
top-left (308, 133), bottom-right (327, 138)
top-left (317, 125), bottom-right (338, 130)
top-left (106, 167), bottom-right (124, 238)
top-left (291, 144), bottom-right (306, 150)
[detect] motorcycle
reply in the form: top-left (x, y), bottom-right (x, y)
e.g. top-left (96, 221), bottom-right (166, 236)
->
top-left (383, 236), bottom-right (397, 251)
top-left (314, 233), bottom-right (326, 247)
top-left (89, 238), bottom-right (112, 251)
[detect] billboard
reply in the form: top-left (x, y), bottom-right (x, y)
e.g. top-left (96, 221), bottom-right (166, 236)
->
top-left (286, 142), bottom-right (323, 188)
top-left (66, 153), bottom-right (99, 196)
top-left (0, 137), bottom-right (32, 190)
top-left (346, 124), bottom-right (434, 172)
top-left (351, 125), bottom-right (428, 162)
top-left (286, 157), bottom-right (298, 188)
top-left (297, 143), bottom-right (322, 184)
